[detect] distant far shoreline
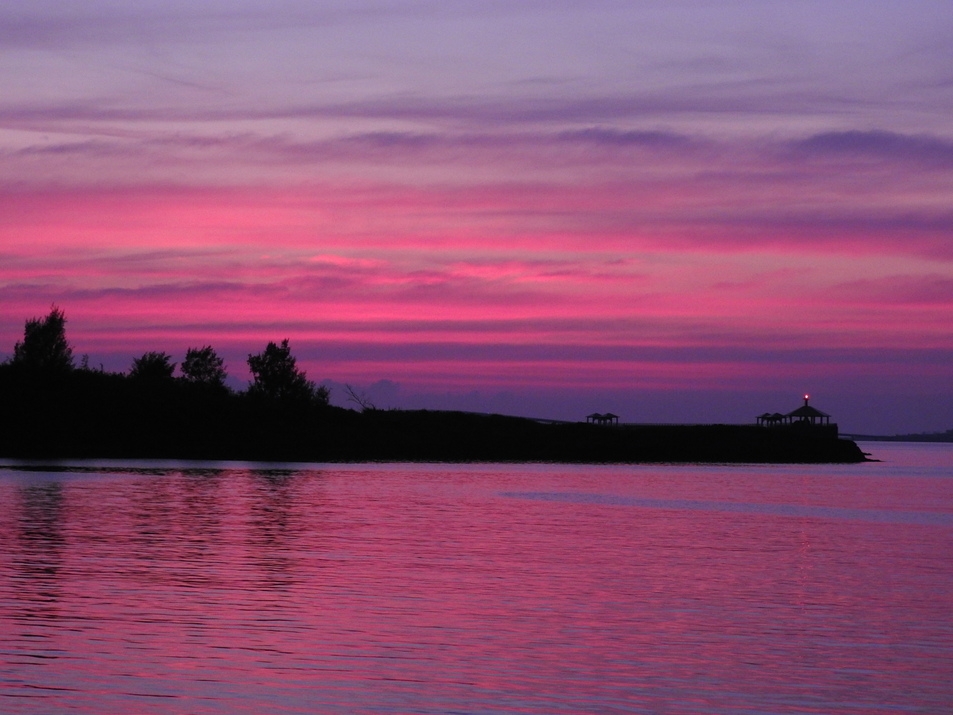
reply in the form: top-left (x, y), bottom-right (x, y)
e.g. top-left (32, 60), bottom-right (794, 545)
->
top-left (845, 431), bottom-right (953, 443)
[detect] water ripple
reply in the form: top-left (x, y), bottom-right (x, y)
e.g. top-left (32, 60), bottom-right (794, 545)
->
top-left (0, 458), bottom-right (951, 714)
top-left (500, 491), bottom-right (953, 526)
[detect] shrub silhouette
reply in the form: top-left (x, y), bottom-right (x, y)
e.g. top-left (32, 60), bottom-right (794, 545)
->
top-left (247, 339), bottom-right (325, 403)
top-left (130, 351), bottom-right (176, 381)
top-left (12, 305), bottom-right (74, 372)
top-left (182, 345), bottom-right (228, 388)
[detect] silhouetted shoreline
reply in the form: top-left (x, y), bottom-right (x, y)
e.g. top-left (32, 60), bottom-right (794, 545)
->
top-left (0, 308), bottom-right (866, 464)
top-left (0, 367), bottom-right (865, 463)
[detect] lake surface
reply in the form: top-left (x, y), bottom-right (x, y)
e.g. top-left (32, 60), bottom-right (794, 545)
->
top-left (1, 443), bottom-right (951, 714)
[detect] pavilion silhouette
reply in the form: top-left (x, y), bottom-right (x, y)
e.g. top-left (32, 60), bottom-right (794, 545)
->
top-left (758, 395), bottom-right (836, 435)
top-left (586, 412), bottom-right (619, 426)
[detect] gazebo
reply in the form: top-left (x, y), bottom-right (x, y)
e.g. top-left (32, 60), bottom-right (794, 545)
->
top-left (783, 395), bottom-right (830, 426)
top-left (757, 395), bottom-right (836, 435)
top-left (586, 412), bottom-right (619, 426)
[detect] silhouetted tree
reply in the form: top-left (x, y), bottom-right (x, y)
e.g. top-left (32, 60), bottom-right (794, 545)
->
top-left (12, 305), bottom-right (74, 371)
top-left (130, 352), bottom-right (176, 381)
top-left (247, 339), bottom-right (326, 404)
top-left (181, 345), bottom-right (227, 388)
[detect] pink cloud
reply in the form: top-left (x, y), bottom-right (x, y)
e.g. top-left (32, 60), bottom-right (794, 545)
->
top-left (3, 180), bottom-right (951, 356)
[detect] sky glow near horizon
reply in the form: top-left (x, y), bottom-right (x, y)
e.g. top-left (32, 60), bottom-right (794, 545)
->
top-left (2, 1), bottom-right (952, 433)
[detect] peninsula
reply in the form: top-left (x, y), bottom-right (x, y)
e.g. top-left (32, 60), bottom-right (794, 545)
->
top-left (0, 308), bottom-right (865, 464)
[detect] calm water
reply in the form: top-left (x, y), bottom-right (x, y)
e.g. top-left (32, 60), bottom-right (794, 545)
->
top-left (1, 443), bottom-right (951, 714)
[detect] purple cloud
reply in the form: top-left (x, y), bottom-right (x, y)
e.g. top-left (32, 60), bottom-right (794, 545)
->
top-left (791, 130), bottom-right (953, 167)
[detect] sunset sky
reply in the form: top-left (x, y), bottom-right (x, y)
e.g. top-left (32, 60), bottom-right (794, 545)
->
top-left (2, 1), bottom-right (952, 434)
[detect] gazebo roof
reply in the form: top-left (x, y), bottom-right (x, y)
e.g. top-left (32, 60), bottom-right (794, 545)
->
top-left (787, 405), bottom-right (829, 418)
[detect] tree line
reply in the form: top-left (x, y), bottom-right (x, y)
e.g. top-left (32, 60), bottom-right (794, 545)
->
top-left (4, 306), bottom-right (329, 405)
top-left (0, 306), bottom-right (341, 459)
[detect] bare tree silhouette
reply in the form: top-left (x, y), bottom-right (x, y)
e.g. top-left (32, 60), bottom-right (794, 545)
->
top-left (344, 383), bottom-right (376, 411)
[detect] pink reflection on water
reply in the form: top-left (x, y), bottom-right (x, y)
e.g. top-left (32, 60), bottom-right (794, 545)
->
top-left (0, 455), bottom-right (951, 714)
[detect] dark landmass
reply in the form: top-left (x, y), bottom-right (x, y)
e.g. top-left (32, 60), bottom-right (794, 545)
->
top-left (0, 307), bottom-right (866, 464)
top-left (0, 366), bottom-right (865, 463)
